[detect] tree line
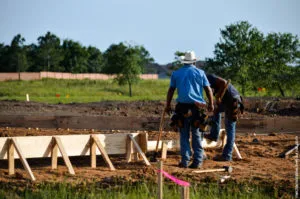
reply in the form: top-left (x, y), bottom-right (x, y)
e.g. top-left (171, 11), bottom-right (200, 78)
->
top-left (0, 32), bottom-right (154, 74)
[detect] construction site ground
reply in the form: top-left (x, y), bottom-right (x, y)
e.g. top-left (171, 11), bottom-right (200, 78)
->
top-left (0, 98), bottom-right (299, 196)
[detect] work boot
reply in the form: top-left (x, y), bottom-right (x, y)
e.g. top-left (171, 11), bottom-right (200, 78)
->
top-left (188, 162), bottom-right (202, 169)
top-left (213, 155), bottom-right (231, 162)
top-left (178, 162), bottom-right (188, 168)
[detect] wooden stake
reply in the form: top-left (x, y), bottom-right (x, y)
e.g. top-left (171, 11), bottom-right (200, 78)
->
top-left (90, 137), bottom-right (96, 168)
top-left (91, 135), bottom-right (116, 171)
top-left (53, 137), bottom-right (75, 175)
top-left (161, 141), bottom-right (168, 160)
top-left (26, 94), bottom-right (30, 102)
top-left (181, 186), bottom-right (189, 199)
top-left (11, 138), bottom-right (36, 181)
top-left (138, 132), bottom-right (148, 153)
top-left (51, 139), bottom-right (58, 169)
top-left (233, 143), bottom-right (242, 159)
top-left (8, 139), bottom-right (14, 175)
top-left (133, 153), bottom-right (139, 161)
top-left (129, 135), bottom-right (151, 166)
top-left (157, 160), bottom-right (163, 199)
top-left (126, 135), bottom-right (133, 163)
top-left (155, 109), bottom-right (166, 153)
top-left (220, 129), bottom-right (227, 148)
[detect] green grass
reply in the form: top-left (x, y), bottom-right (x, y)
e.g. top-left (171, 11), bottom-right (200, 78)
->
top-left (0, 181), bottom-right (290, 199)
top-left (0, 78), bottom-right (171, 103)
top-left (0, 78), bottom-right (299, 104)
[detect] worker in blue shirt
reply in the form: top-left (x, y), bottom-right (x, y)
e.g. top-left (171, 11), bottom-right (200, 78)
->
top-left (165, 51), bottom-right (214, 168)
top-left (205, 74), bottom-right (244, 161)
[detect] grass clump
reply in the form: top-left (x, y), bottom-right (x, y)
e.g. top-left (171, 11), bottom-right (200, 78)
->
top-left (0, 181), bottom-right (292, 199)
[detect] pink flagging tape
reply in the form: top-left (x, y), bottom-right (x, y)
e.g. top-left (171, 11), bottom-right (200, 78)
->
top-left (157, 170), bottom-right (190, 187)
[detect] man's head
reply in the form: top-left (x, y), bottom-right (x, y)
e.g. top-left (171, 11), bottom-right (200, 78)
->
top-left (181, 51), bottom-right (198, 65)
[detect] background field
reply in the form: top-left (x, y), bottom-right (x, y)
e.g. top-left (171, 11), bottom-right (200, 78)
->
top-left (1, 79), bottom-right (299, 104)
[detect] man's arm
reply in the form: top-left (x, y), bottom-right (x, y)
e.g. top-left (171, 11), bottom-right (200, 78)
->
top-left (204, 86), bottom-right (214, 112)
top-left (215, 77), bottom-right (228, 104)
top-left (165, 87), bottom-right (175, 113)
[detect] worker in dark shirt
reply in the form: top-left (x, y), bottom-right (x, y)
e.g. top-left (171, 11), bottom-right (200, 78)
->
top-left (205, 74), bottom-right (244, 161)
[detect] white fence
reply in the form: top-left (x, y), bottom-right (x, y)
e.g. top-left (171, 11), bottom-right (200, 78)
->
top-left (0, 72), bottom-right (158, 81)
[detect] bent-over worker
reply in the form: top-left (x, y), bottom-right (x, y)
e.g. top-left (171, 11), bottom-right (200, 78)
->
top-left (205, 74), bottom-right (244, 161)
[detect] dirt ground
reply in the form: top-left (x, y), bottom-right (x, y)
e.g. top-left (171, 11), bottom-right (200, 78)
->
top-left (0, 98), bottom-right (299, 196)
top-left (0, 97), bottom-right (299, 117)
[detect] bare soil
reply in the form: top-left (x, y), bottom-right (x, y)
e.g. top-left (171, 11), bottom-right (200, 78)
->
top-left (0, 98), bottom-right (299, 196)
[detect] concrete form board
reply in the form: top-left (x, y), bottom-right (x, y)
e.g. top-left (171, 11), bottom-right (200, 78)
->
top-left (0, 133), bottom-right (139, 160)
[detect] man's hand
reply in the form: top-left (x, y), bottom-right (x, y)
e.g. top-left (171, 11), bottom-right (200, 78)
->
top-left (207, 103), bottom-right (214, 112)
top-left (165, 105), bottom-right (172, 115)
top-left (216, 97), bottom-right (222, 105)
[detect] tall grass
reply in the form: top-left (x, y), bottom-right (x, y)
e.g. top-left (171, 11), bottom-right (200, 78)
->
top-left (0, 78), bottom-right (171, 103)
top-left (0, 78), bottom-right (298, 104)
top-left (0, 181), bottom-right (287, 199)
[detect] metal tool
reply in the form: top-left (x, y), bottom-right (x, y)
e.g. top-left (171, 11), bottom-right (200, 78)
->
top-left (150, 108), bottom-right (166, 162)
top-left (192, 166), bottom-right (233, 174)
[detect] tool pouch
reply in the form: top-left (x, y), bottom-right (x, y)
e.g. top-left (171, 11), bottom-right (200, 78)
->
top-left (231, 96), bottom-right (244, 121)
top-left (170, 103), bottom-right (191, 131)
top-left (170, 103), bottom-right (211, 132)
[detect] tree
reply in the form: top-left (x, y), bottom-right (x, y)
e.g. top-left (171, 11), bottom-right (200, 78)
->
top-left (26, 44), bottom-right (39, 72)
top-left (102, 42), bottom-right (127, 74)
top-left (61, 39), bottom-right (88, 73)
top-left (86, 46), bottom-right (104, 73)
top-left (103, 42), bottom-right (147, 96)
top-left (133, 45), bottom-right (154, 73)
top-left (0, 43), bottom-right (10, 72)
top-left (202, 58), bottom-right (225, 75)
top-left (262, 33), bottom-right (299, 97)
top-left (37, 32), bottom-right (64, 71)
top-left (213, 21), bottom-right (265, 96)
top-left (115, 47), bottom-right (142, 97)
top-left (8, 34), bottom-right (29, 79)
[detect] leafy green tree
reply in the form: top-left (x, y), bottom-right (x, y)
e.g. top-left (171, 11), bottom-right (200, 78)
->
top-left (86, 46), bottom-right (104, 73)
top-left (0, 43), bottom-right (10, 72)
top-left (202, 58), bottom-right (225, 75)
top-left (133, 45), bottom-right (154, 73)
top-left (262, 33), bottom-right (299, 96)
top-left (102, 42), bottom-right (127, 74)
top-left (115, 47), bottom-right (142, 97)
top-left (213, 21), bottom-right (265, 96)
top-left (26, 44), bottom-right (39, 72)
top-left (37, 31), bottom-right (64, 71)
top-left (103, 42), bottom-right (148, 96)
top-left (61, 39), bottom-right (88, 73)
top-left (8, 34), bottom-right (29, 78)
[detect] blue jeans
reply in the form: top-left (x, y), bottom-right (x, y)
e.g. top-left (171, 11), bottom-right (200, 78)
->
top-left (179, 117), bottom-right (203, 166)
top-left (210, 104), bottom-right (236, 161)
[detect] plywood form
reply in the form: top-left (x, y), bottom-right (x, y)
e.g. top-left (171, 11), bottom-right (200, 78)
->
top-left (0, 133), bottom-right (139, 160)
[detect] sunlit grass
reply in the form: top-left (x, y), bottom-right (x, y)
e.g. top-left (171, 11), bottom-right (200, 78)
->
top-left (0, 78), bottom-right (298, 104)
top-left (0, 78), bottom-right (171, 104)
top-left (0, 181), bottom-right (288, 199)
